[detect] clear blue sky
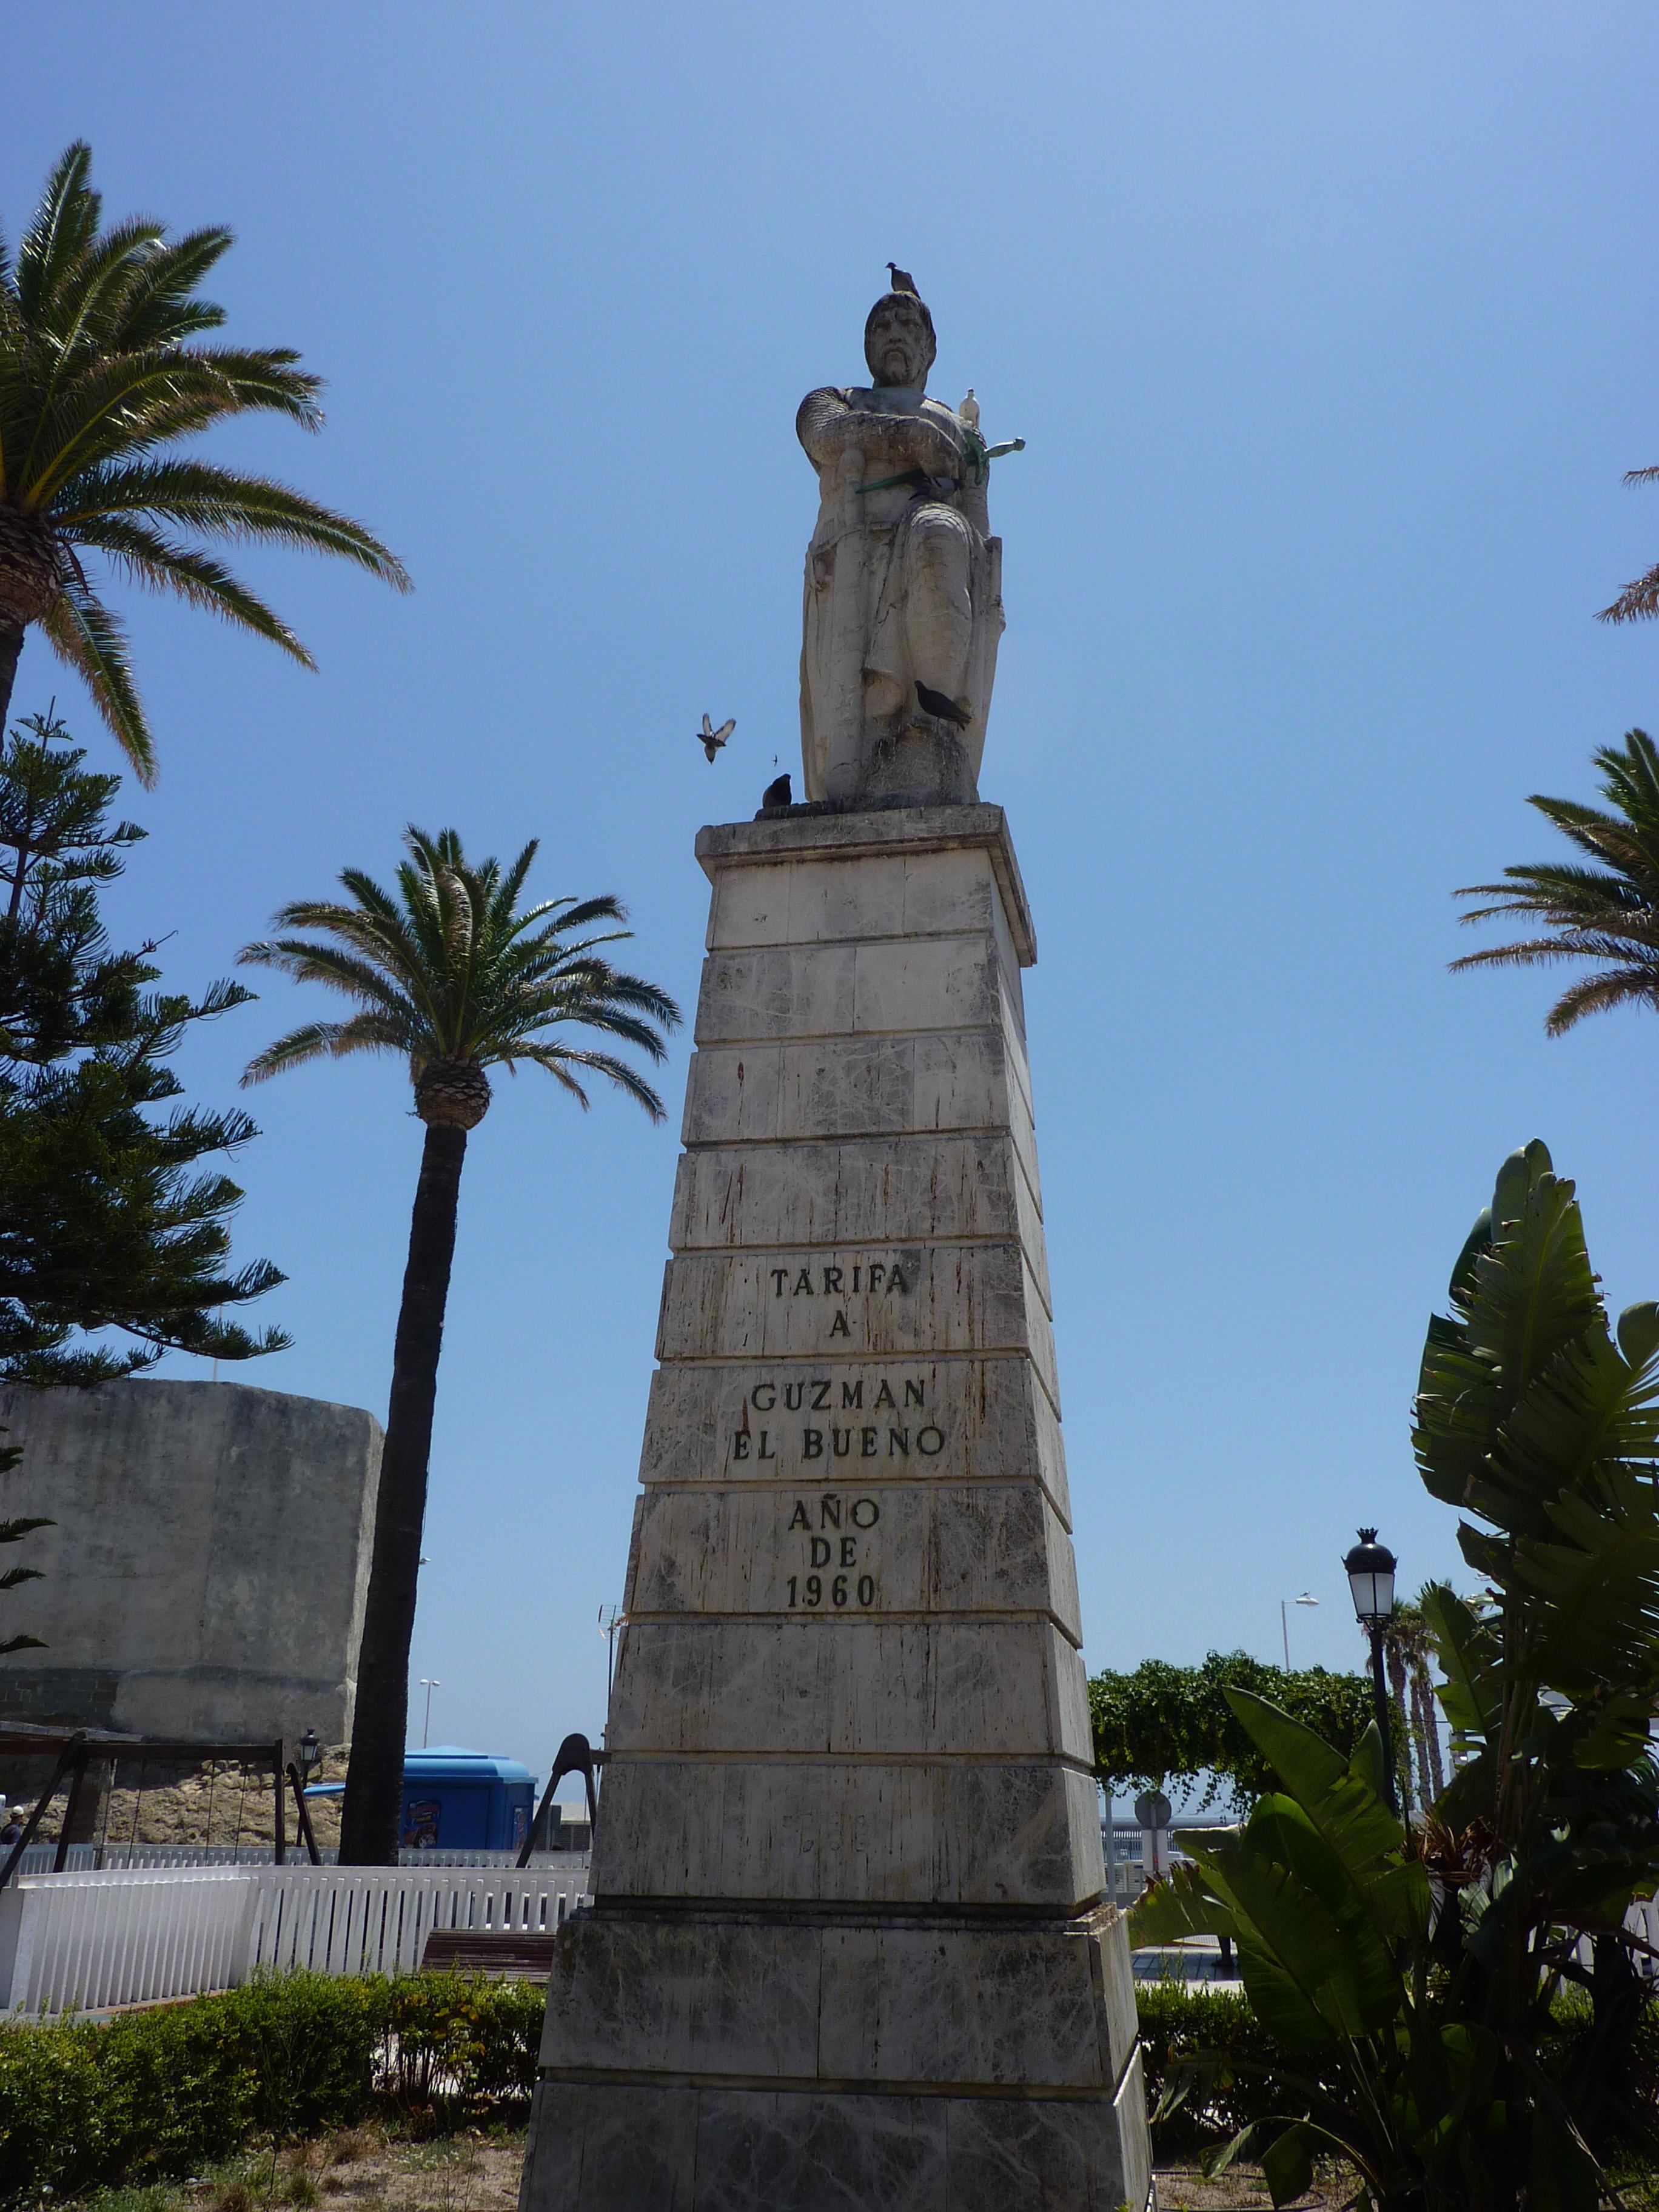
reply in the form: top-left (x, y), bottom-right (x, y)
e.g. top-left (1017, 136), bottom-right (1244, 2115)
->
top-left (8, 4), bottom-right (1659, 1788)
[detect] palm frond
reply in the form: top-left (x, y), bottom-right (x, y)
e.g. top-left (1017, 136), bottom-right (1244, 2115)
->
top-left (112, 227), bottom-right (233, 349)
top-left (0, 144), bottom-right (406, 771)
top-left (1455, 867), bottom-right (1653, 928)
top-left (1541, 968), bottom-right (1659, 1036)
top-left (68, 516), bottom-right (314, 659)
top-left (241, 1009), bottom-right (412, 1085)
top-left (37, 585), bottom-right (153, 783)
top-left (13, 144), bottom-right (99, 322)
top-left (243, 829), bottom-right (680, 1120)
top-left (141, 343), bottom-right (324, 428)
top-left (1599, 561), bottom-right (1659, 624)
top-left (1453, 729), bottom-right (1659, 1044)
top-left (53, 459), bottom-right (395, 568)
top-left (521, 1044), bottom-right (672, 1124)
top-left (43, 216), bottom-right (168, 363)
top-left (238, 937), bottom-right (421, 1024)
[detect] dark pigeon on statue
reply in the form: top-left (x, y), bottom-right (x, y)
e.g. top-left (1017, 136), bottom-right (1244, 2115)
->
top-left (886, 261), bottom-right (919, 296)
top-left (762, 771), bottom-right (792, 809)
top-left (914, 680), bottom-right (970, 729)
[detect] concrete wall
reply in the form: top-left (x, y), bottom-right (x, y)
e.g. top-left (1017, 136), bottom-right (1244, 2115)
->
top-left (0, 1379), bottom-right (381, 1743)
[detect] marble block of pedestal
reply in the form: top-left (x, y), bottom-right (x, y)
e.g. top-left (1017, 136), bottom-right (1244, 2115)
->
top-left (518, 805), bottom-right (1151, 2212)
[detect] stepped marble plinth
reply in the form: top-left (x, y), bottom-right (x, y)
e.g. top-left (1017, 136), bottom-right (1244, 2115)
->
top-left (519, 805), bottom-right (1151, 2212)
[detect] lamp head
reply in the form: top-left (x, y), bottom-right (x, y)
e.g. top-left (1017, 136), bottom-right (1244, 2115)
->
top-left (1343, 1528), bottom-right (1397, 1626)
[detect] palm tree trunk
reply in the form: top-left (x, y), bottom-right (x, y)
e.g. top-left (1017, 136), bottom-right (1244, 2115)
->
top-left (1412, 1661), bottom-right (1446, 1800)
top-left (0, 617), bottom-right (22, 737)
top-left (1384, 1635), bottom-right (1413, 1812)
top-left (338, 1120), bottom-right (468, 1865)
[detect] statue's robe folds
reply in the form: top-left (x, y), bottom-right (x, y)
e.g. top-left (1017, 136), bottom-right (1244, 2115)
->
top-left (797, 385), bottom-right (1004, 806)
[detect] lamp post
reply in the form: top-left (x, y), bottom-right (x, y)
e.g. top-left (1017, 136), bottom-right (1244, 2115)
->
top-left (418, 1678), bottom-right (440, 1749)
top-left (298, 1728), bottom-right (321, 1784)
top-left (1279, 1592), bottom-right (1318, 1669)
top-left (1344, 1527), bottom-right (1398, 1814)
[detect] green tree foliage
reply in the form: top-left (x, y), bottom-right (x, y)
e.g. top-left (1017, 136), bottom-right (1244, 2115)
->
top-left (1130, 1143), bottom-right (1659, 2210)
top-left (241, 828), bottom-right (680, 1863)
top-left (1452, 728), bottom-right (1659, 1034)
top-left (1090, 1650), bottom-right (1382, 1812)
top-left (0, 1435), bottom-right (48, 1659)
top-left (0, 708), bottom-right (284, 1382)
top-left (0, 142), bottom-right (408, 779)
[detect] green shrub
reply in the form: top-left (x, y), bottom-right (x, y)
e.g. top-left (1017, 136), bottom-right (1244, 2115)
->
top-left (0, 1971), bottom-right (543, 2207)
top-left (1134, 1972), bottom-right (1659, 2170)
top-left (376, 1971), bottom-right (543, 2114)
top-left (1133, 1979), bottom-right (1294, 2156)
top-left (0, 2017), bottom-right (110, 2199)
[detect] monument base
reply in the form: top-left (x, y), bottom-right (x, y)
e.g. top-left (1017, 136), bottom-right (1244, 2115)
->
top-left (521, 1901), bottom-right (1151, 2212)
top-left (517, 803), bottom-right (1153, 2211)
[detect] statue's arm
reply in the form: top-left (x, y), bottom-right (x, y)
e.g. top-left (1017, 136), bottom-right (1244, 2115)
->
top-left (797, 389), bottom-right (963, 480)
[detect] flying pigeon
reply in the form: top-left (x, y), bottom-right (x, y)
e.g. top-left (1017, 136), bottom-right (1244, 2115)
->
top-left (762, 771), bottom-right (793, 810)
top-left (886, 261), bottom-right (919, 296)
top-left (698, 713), bottom-right (735, 763)
top-left (915, 681), bottom-right (970, 730)
top-left (958, 389), bottom-right (980, 431)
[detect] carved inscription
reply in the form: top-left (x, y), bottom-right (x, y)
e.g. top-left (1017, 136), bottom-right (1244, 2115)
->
top-left (732, 1372), bottom-right (945, 1466)
top-left (769, 1259), bottom-right (911, 1338)
top-left (783, 1491), bottom-right (880, 1610)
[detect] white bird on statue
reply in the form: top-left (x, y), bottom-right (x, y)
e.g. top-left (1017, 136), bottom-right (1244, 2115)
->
top-left (958, 388), bottom-right (980, 431)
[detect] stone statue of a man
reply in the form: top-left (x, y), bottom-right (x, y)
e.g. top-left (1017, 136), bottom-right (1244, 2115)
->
top-left (797, 289), bottom-right (1004, 808)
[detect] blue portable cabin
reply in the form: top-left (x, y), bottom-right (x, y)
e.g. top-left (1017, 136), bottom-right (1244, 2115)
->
top-left (398, 1748), bottom-right (536, 1852)
top-left (306, 1746), bottom-right (537, 1853)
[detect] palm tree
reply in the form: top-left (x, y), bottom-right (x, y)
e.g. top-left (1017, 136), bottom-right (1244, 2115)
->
top-left (1451, 727), bottom-right (1659, 1031)
top-left (241, 828), bottom-right (680, 1863)
top-left (1598, 465), bottom-right (1659, 623)
top-left (0, 143), bottom-right (407, 782)
top-left (1376, 1598), bottom-right (1443, 1814)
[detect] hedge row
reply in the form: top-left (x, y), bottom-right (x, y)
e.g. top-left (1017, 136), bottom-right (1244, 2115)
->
top-left (0, 1971), bottom-right (545, 2205)
top-left (0, 1974), bottom-right (1290, 2200)
top-left (1133, 1979), bottom-right (1289, 2154)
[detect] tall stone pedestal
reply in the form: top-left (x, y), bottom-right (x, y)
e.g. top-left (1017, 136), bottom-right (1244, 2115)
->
top-left (520, 805), bottom-right (1151, 2212)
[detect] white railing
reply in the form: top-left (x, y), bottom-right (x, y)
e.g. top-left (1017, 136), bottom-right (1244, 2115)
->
top-left (0, 1866), bottom-right (258, 2017)
top-left (0, 1858), bottom-right (591, 2017)
top-left (247, 1864), bottom-right (586, 1979)
top-left (10, 1843), bottom-right (588, 1876)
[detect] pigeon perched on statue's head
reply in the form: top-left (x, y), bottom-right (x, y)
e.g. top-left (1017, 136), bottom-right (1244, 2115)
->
top-left (886, 261), bottom-right (919, 296)
top-left (698, 713), bottom-right (734, 763)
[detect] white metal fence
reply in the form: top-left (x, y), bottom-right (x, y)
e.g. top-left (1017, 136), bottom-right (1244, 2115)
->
top-left (0, 1858), bottom-right (591, 2017)
top-left (247, 1864), bottom-right (586, 1980)
top-left (10, 1843), bottom-right (583, 1876)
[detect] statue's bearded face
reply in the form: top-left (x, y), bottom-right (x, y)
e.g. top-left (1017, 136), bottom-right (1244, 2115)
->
top-left (865, 301), bottom-right (934, 390)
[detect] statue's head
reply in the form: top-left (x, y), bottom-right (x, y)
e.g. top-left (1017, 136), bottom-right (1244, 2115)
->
top-left (865, 292), bottom-right (936, 390)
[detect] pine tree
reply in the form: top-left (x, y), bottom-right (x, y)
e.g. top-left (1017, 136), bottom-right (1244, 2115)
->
top-left (0, 706), bottom-right (284, 1381)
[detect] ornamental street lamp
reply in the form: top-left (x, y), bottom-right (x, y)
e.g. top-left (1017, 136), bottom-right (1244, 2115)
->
top-left (1344, 1527), bottom-right (1398, 1814)
top-left (298, 1728), bottom-right (321, 1783)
